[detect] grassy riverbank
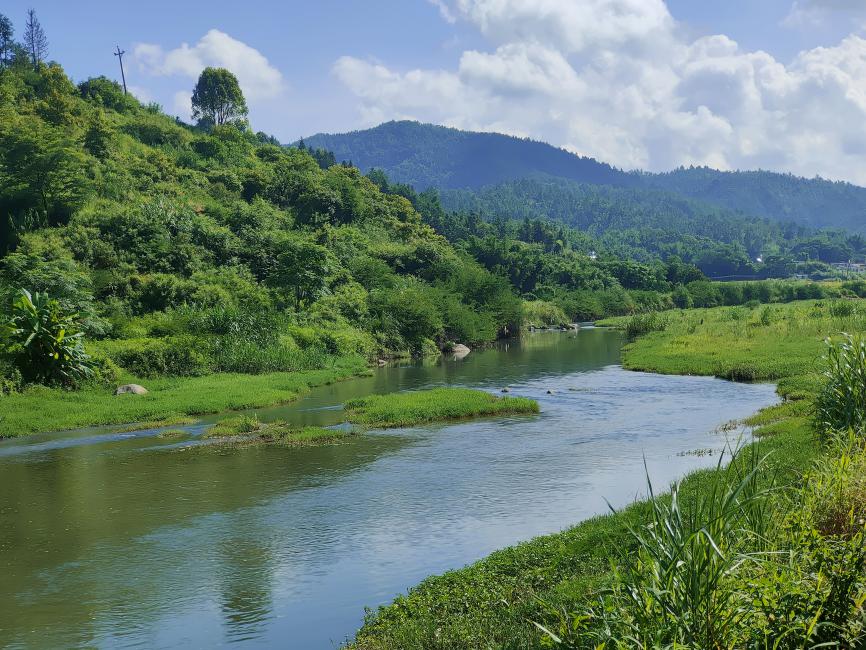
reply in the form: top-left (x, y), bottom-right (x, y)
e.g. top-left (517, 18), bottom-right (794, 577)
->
top-left (344, 388), bottom-right (539, 428)
top-left (348, 300), bottom-right (854, 649)
top-left (0, 356), bottom-right (367, 438)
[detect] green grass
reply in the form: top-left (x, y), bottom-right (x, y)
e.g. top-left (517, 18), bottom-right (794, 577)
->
top-left (204, 420), bottom-right (353, 448)
top-left (348, 301), bottom-right (838, 649)
top-left (598, 301), bottom-right (841, 382)
top-left (156, 429), bottom-right (188, 439)
top-left (0, 356), bottom-right (367, 438)
top-left (203, 413), bottom-right (262, 438)
top-left (344, 387), bottom-right (539, 428)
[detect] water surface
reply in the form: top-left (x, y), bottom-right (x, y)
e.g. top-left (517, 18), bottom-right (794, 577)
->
top-left (0, 329), bottom-right (778, 649)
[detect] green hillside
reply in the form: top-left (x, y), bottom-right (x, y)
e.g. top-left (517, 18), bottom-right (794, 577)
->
top-left (301, 121), bottom-right (866, 232)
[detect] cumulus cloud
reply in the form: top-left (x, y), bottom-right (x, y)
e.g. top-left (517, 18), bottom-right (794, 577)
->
top-left (333, 0), bottom-right (866, 184)
top-left (133, 29), bottom-right (285, 104)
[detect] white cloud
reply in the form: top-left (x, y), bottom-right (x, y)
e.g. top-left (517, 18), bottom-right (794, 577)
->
top-left (333, 0), bottom-right (866, 184)
top-left (428, 0), bottom-right (456, 23)
top-left (784, 0), bottom-right (866, 28)
top-left (133, 29), bottom-right (285, 103)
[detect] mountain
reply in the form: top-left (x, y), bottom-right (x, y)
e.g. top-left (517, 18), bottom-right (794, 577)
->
top-left (301, 121), bottom-right (866, 232)
top-left (299, 121), bottom-right (629, 191)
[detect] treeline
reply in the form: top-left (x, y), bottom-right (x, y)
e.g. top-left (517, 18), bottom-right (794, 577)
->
top-left (439, 177), bottom-right (866, 278)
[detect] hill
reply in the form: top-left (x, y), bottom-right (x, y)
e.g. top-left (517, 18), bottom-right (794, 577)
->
top-left (301, 121), bottom-right (866, 232)
top-left (299, 121), bottom-right (629, 190)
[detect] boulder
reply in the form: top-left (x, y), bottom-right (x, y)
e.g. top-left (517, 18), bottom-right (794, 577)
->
top-left (114, 384), bottom-right (148, 396)
top-left (451, 343), bottom-right (471, 359)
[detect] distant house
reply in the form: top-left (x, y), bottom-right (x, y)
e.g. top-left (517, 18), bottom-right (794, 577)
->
top-left (832, 262), bottom-right (866, 274)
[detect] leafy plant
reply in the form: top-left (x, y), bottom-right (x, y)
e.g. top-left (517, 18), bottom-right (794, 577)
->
top-left (0, 288), bottom-right (92, 385)
top-left (815, 335), bottom-right (866, 438)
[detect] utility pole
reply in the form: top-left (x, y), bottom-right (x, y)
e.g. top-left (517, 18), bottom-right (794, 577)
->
top-left (114, 45), bottom-right (127, 95)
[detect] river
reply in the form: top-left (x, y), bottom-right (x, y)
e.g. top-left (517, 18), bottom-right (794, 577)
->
top-left (0, 329), bottom-right (779, 649)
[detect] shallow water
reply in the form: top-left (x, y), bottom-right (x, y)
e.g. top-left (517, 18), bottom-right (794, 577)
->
top-left (0, 329), bottom-right (779, 649)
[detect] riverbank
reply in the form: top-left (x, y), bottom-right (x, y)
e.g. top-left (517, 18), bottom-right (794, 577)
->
top-left (348, 300), bottom-right (843, 648)
top-left (0, 356), bottom-right (368, 438)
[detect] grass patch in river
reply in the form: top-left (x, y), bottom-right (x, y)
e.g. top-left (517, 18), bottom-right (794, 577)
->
top-left (157, 429), bottom-right (188, 439)
top-left (344, 387), bottom-right (539, 428)
top-left (204, 417), bottom-right (353, 448)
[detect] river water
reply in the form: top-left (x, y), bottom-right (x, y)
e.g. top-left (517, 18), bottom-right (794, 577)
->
top-left (0, 329), bottom-right (778, 649)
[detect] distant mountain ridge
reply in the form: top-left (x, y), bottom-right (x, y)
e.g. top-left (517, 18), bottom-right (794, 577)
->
top-left (299, 121), bottom-right (866, 232)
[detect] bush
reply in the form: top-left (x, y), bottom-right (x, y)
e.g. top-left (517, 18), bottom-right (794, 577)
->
top-left (625, 312), bottom-right (667, 338)
top-left (815, 335), bottom-right (866, 438)
top-left (0, 289), bottom-right (93, 386)
top-left (522, 300), bottom-right (569, 329)
top-left (102, 336), bottom-right (210, 377)
top-left (829, 300), bottom-right (857, 318)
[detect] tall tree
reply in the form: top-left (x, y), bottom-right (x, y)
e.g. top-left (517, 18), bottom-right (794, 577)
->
top-left (23, 8), bottom-right (47, 68)
top-left (190, 67), bottom-right (247, 126)
top-left (0, 13), bottom-right (13, 68)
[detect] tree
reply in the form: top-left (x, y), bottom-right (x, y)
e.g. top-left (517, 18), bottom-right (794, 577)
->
top-left (23, 8), bottom-right (47, 69)
top-left (0, 13), bottom-right (14, 68)
top-left (191, 67), bottom-right (247, 126)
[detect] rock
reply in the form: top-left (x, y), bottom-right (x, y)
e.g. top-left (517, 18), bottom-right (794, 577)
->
top-left (114, 384), bottom-right (148, 396)
top-left (547, 389), bottom-right (555, 395)
top-left (501, 387), bottom-right (511, 393)
top-left (377, 359), bottom-right (387, 367)
top-left (451, 343), bottom-right (471, 359)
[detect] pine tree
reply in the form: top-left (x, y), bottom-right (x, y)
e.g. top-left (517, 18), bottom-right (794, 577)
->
top-left (23, 8), bottom-right (47, 69)
top-left (0, 13), bottom-right (14, 68)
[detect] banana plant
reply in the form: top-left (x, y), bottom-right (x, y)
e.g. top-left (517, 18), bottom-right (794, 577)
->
top-left (1, 289), bottom-right (92, 385)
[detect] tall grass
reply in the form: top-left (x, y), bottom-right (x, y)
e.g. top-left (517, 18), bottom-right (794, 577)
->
top-left (815, 335), bottom-right (866, 438)
top-left (624, 312), bottom-right (668, 338)
top-left (536, 446), bottom-right (774, 648)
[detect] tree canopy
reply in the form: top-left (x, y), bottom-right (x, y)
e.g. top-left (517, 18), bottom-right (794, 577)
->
top-left (191, 67), bottom-right (248, 126)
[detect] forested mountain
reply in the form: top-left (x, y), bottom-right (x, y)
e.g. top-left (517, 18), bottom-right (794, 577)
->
top-left (301, 121), bottom-right (866, 232)
top-left (299, 121), bottom-right (628, 191)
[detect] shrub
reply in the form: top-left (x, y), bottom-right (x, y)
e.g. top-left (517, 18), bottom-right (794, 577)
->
top-left (102, 336), bottom-right (210, 377)
top-left (522, 300), bottom-right (569, 329)
top-left (0, 289), bottom-right (93, 386)
top-left (815, 335), bottom-right (866, 438)
top-left (672, 284), bottom-right (693, 309)
top-left (625, 312), bottom-right (667, 338)
top-left (829, 300), bottom-right (857, 318)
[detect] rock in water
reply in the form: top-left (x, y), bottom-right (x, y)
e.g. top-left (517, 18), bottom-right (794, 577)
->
top-left (451, 343), bottom-right (471, 359)
top-left (114, 384), bottom-right (148, 396)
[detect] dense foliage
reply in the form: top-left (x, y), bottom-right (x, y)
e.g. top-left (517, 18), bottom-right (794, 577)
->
top-left (302, 120), bottom-right (866, 233)
top-left (440, 177), bottom-right (866, 276)
top-left (0, 54), bottom-right (523, 387)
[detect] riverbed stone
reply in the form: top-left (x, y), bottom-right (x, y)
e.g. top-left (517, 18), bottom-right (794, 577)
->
top-left (114, 384), bottom-right (148, 396)
top-left (451, 343), bottom-right (471, 358)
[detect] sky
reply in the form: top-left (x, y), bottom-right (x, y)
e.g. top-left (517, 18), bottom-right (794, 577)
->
top-left (7, 1), bottom-right (866, 183)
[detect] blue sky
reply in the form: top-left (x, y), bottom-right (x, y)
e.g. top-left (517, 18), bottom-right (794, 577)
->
top-left (6, 1), bottom-right (866, 182)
